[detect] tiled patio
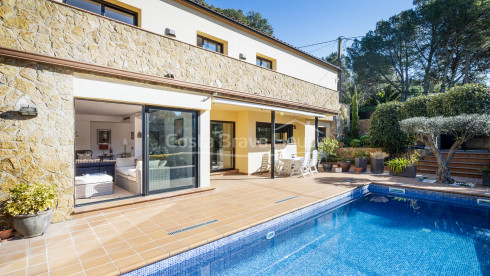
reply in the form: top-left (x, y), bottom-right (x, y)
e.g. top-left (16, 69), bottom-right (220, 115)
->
top-left (1, 172), bottom-right (489, 276)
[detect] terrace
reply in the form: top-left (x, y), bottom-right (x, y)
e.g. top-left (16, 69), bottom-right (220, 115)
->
top-left (1, 173), bottom-right (489, 275)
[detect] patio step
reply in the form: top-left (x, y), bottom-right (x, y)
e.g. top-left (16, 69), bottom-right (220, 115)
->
top-left (210, 169), bottom-right (240, 176)
top-left (418, 151), bottom-right (489, 179)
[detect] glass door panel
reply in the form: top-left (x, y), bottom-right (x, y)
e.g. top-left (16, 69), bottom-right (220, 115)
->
top-left (210, 121), bottom-right (235, 171)
top-left (146, 107), bottom-right (198, 193)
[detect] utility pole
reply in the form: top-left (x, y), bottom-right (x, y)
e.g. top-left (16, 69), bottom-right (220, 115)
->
top-left (337, 36), bottom-right (343, 102)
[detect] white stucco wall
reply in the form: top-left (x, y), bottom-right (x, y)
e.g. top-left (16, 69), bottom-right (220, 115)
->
top-left (57, 0), bottom-right (338, 90)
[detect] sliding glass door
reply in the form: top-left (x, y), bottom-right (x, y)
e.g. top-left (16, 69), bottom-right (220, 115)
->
top-left (210, 121), bottom-right (235, 171)
top-left (146, 107), bottom-right (198, 193)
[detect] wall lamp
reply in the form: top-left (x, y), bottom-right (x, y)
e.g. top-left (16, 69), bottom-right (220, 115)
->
top-left (19, 104), bottom-right (37, 116)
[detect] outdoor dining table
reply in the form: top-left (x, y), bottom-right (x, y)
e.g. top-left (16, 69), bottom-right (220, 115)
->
top-left (278, 157), bottom-right (303, 175)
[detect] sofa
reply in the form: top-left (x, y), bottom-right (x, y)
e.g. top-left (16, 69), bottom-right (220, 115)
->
top-left (75, 159), bottom-right (115, 178)
top-left (115, 157), bottom-right (170, 194)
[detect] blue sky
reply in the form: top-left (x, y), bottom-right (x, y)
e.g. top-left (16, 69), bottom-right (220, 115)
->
top-left (206, 0), bottom-right (414, 58)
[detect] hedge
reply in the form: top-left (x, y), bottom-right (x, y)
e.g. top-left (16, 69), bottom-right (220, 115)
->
top-left (368, 101), bottom-right (407, 154)
top-left (369, 83), bottom-right (490, 153)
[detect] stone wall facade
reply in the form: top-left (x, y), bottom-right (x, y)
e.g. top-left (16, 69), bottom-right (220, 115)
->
top-left (0, 0), bottom-right (339, 111)
top-left (0, 57), bottom-right (74, 222)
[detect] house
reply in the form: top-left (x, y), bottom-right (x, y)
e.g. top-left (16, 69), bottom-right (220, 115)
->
top-left (0, 0), bottom-right (340, 221)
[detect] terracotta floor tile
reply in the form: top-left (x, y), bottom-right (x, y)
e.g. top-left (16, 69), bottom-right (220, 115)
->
top-left (27, 253), bottom-right (47, 266)
top-left (113, 254), bottom-right (146, 274)
top-left (131, 241), bottom-right (159, 254)
top-left (0, 258), bottom-right (27, 274)
top-left (154, 235), bottom-right (179, 246)
top-left (81, 255), bottom-right (113, 270)
top-left (160, 241), bottom-right (190, 256)
top-left (85, 262), bottom-right (120, 276)
top-left (139, 247), bottom-right (169, 264)
top-left (5, 269), bottom-right (26, 276)
top-left (49, 262), bottom-right (84, 276)
top-left (108, 247), bottom-right (138, 261)
top-left (27, 262), bottom-right (48, 276)
top-left (77, 246), bottom-right (108, 262)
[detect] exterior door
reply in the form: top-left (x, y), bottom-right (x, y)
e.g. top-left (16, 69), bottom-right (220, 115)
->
top-left (210, 121), bottom-right (235, 171)
top-left (145, 107), bottom-right (198, 194)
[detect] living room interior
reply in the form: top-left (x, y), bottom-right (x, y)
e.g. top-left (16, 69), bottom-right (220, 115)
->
top-left (74, 99), bottom-right (143, 205)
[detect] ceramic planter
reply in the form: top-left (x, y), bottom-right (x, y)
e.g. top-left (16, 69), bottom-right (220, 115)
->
top-left (354, 167), bottom-right (363, 174)
top-left (322, 163), bottom-right (333, 172)
top-left (370, 158), bottom-right (385, 174)
top-left (483, 173), bottom-right (490, 186)
top-left (389, 165), bottom-right (417, 178)
top-left (355, 157), bottom-right (368, 172)
top-left (13, 209), bottom-right (53, 238)
top-left (338, 161), bottom-right (351, 172)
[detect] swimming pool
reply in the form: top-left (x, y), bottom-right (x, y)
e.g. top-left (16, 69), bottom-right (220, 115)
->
top-left (127, 186), bottom-right (490, 275)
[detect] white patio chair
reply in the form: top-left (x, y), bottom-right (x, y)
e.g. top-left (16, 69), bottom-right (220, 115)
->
top-left (309, 150), bottom-right (319, 174)
top-left (256, 153), bottom-right (270, 173)
top-left (291, 154), bottom-right (311, 178)
top-left (274, 159), bottom-right (285, 176)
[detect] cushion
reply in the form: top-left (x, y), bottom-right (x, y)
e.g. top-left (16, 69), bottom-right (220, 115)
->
top-left (127, 168), bottom-right (137, 178)
top-left (116, 157), bottom-right (134, 168)
top-left (77, 153), bottom-right (92, 160)
top-left (149, 160), bottom-right (160, 168)
top-left (116, 166), bottom-right (133, 176)
top-left (75, 173), bottom-right (113, 184)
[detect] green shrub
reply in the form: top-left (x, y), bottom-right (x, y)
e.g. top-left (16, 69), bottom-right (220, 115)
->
top-left (351, 86), bottom-right (360, 139)
top-left (350, 139), bottom-right (361, 147)
top-left (4, 183), bottom-right (59, 216)
top-left (354, 149), bottom-right (370, 158)
top-left (341, 137), bottom-right (352, 147)
top-left (359, 135), bottom-right (370, 146)
top-left (401, 95), bottom-right (430, 119)
top-left (368, 101), bottom-right (407, 154)
top-left (318, 137), bottom-right (339, 156)
top-left (440, 84), bottom-right (490, 116)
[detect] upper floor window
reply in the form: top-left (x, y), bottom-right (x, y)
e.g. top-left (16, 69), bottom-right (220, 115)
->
top-left (64, 0), bottom-right (138, 26)
top-left (197, 35), bottom-right (223, 54)
top-left (256, 56), bottom-right (273, 70)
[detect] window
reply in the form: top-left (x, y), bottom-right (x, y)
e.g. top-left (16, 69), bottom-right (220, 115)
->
top-left (64, 0), bottom-right (138, 26)
top-left (197, 35), bottom-right (224, 54)
top-left (256, 56), bottom-right (273, 69)
top-left (256, 122), bottom-right (293, 144)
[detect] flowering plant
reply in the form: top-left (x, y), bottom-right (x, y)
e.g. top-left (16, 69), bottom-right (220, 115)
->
top-left (3, 183), bottom-right (58, 216)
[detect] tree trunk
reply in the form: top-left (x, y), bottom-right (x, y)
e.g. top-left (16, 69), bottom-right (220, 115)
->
top-left (426, 136), bottom-right (454, 184)
top-left (463, 50), bottom-right (470, 84)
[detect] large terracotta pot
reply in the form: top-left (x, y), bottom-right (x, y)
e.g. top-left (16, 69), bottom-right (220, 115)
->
top-left (13, 209), bottom-right (53, 238)
top-left (338, 161), bottom-right (351, 172)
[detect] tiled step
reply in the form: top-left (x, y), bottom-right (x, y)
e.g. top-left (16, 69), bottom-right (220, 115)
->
top-left (210, 169), bottom-right (240, 176)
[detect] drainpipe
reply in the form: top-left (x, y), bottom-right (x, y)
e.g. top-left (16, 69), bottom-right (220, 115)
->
top-left (315, 117), bottom-right (319, 150)
top-left (271, 111), bottom-right (275, 179)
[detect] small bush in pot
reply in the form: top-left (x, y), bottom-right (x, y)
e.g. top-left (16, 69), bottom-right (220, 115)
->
top-left (350, 139), bottom-right (361, 147)
top-left (4, 183), bottom-right (59, 238)
top-left (354, 149), bottom-right (369, 172)
top-left (370, 151), bottom-right (388, 174)
top-left (337, 150), bottom-right (352, 172)
top-left (480, 166), bottom-right (490, 187)
top-left (318, 137), bottom-right (339, 160)
top-left (386, 151), bottom-right (420, 178)
top-left (320, 157), bottom-right (331, 172)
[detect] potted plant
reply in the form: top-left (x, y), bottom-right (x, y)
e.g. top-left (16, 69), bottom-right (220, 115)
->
top-left (337, 149), bottom-right (352, 172)
top-left (319, 157), bottom-right (330, 172)
top-left (354, 149), bottom-right (369, 172)
top-left (318, 137), bottom-right (339, 162)
top-left (370, 151), bottom-right (388, 174)
top-left (386, 151), bottom-right (420, 178)
top-left (480, 166), bottom-right (490, 186)
top-left (3, 183), bottom-right (59, 238)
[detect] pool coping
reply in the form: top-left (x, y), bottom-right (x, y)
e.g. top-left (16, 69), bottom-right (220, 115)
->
top-left (125, 183), bottom-right (490, 275)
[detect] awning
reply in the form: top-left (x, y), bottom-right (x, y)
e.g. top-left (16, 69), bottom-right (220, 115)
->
top-left (212, 97), bottom-right (327, 118)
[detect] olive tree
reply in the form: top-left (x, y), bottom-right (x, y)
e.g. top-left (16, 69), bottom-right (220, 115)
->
top-left (400, 114), bottom-right (490, 183)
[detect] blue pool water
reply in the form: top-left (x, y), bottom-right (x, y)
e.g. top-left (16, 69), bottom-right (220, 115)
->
top-left (160, 193), bottom-right (490, 276)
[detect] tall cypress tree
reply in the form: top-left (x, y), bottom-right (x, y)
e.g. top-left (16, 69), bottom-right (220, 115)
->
top-left (351, 86), bottom-right (360, 139)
